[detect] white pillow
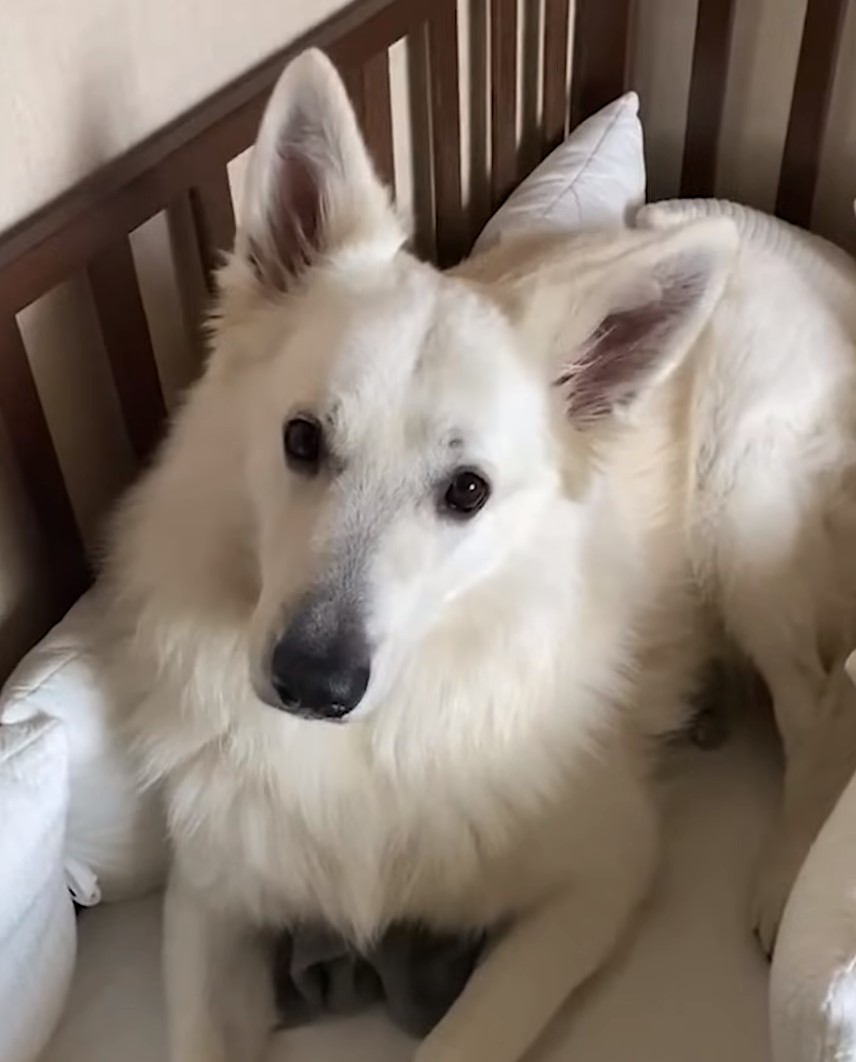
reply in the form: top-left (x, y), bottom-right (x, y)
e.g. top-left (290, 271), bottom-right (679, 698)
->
top-left (0, 592), bottom-right (167, 903)
top-left (473, 91), bottom-right (645, 254)
top-left (0, 713), bottom-right (76, 1062)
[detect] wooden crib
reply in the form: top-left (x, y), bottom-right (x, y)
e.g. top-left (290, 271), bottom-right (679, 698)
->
top-left (0, 0), bottom-right (852, 678)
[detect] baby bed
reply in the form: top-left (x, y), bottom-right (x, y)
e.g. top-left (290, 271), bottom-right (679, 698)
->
top-left (0, 0), bottom-right (855, 1060)
top-left (0, 0), bottom-right (853, 632)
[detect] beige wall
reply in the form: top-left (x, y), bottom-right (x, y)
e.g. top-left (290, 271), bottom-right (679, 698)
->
top-left (1, 0), bottom-right (354, 672)
top-left (1, 0), bottom-right (855, 675)
top-left (4, 0), bottom-right (855, 247)
top-left (1, 0), bottom-right (352, 232)
top-left (631, 0), bottom-right (856, 239)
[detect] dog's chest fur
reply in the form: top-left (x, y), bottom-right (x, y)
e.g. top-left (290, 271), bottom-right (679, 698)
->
top-left (162, 695), bottom-right (608, 943)
top-left (124, 409), bottom-right (693, 947)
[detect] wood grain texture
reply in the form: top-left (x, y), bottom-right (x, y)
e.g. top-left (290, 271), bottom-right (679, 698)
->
top-left (343, 54), bottom-right (395, 191)
top-left (167, 194), bottom-right (213, 367)
top-left (0, 316), bottom-right (87, 602)
top-left (429, 0), bottom-right (465, 265)
top-left (361, 51), bottom-right (397, 191)
top-left (87, 238), bottom-right (166, 462)
top-left (0, 0), bottom-right (434, 314)
top-left (343, 63), bottom-right (369, 133)
top-left (776, 0), bottom-right (848, 227)
top-left (467, 0), bottom-right (491, 243)
top-left (406, 23), bottom-right (437, 261)
top-left (681, 0), bottom-right (737, 196)
top-left (518, 0), bottom-right (543, 181)
top-left (490, 0), bottom-right (518, 209)
top-left (543, 0), bottom-right (571, 152)
top-left (570, 0), bottom-right (630, 126)
top-left (189, 169), bottom-right (236, 294)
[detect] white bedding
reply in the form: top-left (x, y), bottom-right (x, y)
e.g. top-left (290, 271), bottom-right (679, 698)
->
top-left (41, 715), bottom-right (778, 1062)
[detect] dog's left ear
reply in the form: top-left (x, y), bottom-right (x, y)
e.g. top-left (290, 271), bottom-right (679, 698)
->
top-left (525, 219), bottom-right (738, 425)
top-left (235, 49), bottom-right (403, 291)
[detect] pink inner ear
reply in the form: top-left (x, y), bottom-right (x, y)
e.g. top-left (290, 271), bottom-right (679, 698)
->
top-left (275, 144), bottom-right (322, 273)
top-left (250, 135), bottom-right (324, 290)
top-left (559, 302), bottom-right (671, 421)
top-left (556, 262), bottom-right (709, 423)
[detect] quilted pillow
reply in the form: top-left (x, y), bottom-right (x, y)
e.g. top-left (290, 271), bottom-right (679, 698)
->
top-left (0, 592), bottom-right (167, 904)
top-left (473, 91), bottom-right (645, 254)
top-left (0, 713), bottom-right (76, 1062)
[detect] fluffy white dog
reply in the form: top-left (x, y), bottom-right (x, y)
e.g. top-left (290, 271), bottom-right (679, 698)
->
top-left (105, 48), bottom-right (856, 1062)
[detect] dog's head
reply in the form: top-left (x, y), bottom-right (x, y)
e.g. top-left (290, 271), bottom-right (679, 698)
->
top-left (213, 50), bottom-right (736, 723)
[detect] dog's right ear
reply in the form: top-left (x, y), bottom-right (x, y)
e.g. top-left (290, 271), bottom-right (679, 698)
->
top-left (499, 219), bottom-right (737, 427)
top-left (235, 49), bottom-right (404, 291)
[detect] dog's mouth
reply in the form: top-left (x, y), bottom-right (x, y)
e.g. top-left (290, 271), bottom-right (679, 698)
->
top-left (275, 699), bottom-right (357, 724)
top-left (253, 682), bottom-right (361, 723)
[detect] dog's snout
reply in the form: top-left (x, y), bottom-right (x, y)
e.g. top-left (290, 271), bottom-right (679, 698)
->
top-left (269, 604), bottom-right (370, 720)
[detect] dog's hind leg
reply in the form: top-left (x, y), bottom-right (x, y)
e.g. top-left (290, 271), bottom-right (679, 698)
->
top-left (413, 783), bottom-right (657, 1062)
top-left (164, 870), bottom-right (275, 1062)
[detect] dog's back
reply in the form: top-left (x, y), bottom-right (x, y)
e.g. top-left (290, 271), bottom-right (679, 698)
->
top-left (645, 203), bottom-right (856, 947)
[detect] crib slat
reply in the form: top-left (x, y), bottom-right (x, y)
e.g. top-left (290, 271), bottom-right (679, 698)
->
top-left (166, 194), bottom-right (211, 365)
top-left (490, 0), bottom-right (518, 210)
top-left (0, 315), bottom-right (87, 602)
top-left (518, 0), bottom-right (543, 181)
top-left (88, 238), bottom-right (166, 462)
top-left (189, 170), bottom-right (236, 294)
top-left (406, 25), bottom-right (437, 262)
top-left (343, 64), bottom-right (368, 131)
top-left (468, 0), bottom-right (491, 244)
top-left (570, 0), bottom-right (630, 126)
top-left (543, 0), bottom-right (571, 152)
top-left (681, 0), bottom-right (737, 196)
top-left (362, 51), bottom-right (396, 192)
top-left (775, 0), bottom-right (848, 228)
top-left (429, 1), bottom-right (464, 266)
top-left (345, 56), bottom-right (396, 193)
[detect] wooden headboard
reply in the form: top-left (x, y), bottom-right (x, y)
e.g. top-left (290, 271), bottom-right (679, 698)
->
top-left (0, 0), bottom-right (850, 671)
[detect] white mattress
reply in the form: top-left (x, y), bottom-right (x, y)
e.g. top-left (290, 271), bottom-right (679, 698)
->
top-left (41, 716), bottom-right (779, 1062)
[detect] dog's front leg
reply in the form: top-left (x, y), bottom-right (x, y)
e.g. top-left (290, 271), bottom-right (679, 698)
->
top-left (164, 871), bottom-right (230, 1062)
top-left (752, 664), bottom-right (856, 953)
top-left (164, 870), bottom-right (275, 1062)
top-left (414, 833), bottom-right (656, 1062)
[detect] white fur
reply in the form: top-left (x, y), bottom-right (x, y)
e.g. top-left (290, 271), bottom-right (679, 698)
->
top-left (104, 50), bottom-right (856, 1062)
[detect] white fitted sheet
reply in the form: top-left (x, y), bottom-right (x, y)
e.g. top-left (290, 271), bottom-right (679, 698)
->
top-left (41, 715), bottom-right (779, 1062)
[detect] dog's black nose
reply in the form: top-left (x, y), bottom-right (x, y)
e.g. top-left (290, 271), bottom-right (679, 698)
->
top-left (269, 606), bottom-right (370, 720)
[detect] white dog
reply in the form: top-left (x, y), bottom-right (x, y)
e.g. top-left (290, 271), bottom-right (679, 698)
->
top-left (105, 48), bottom-right (856, 1062)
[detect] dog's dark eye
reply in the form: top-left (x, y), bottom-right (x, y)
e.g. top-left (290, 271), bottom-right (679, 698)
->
top-left (284, 416), bottom-right (323, 472)
top-left (441, 469), bottom-right (491, 518)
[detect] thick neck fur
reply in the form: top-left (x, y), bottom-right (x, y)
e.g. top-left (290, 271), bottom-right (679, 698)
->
top-left (108, 379), bottom-right (669, 931)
